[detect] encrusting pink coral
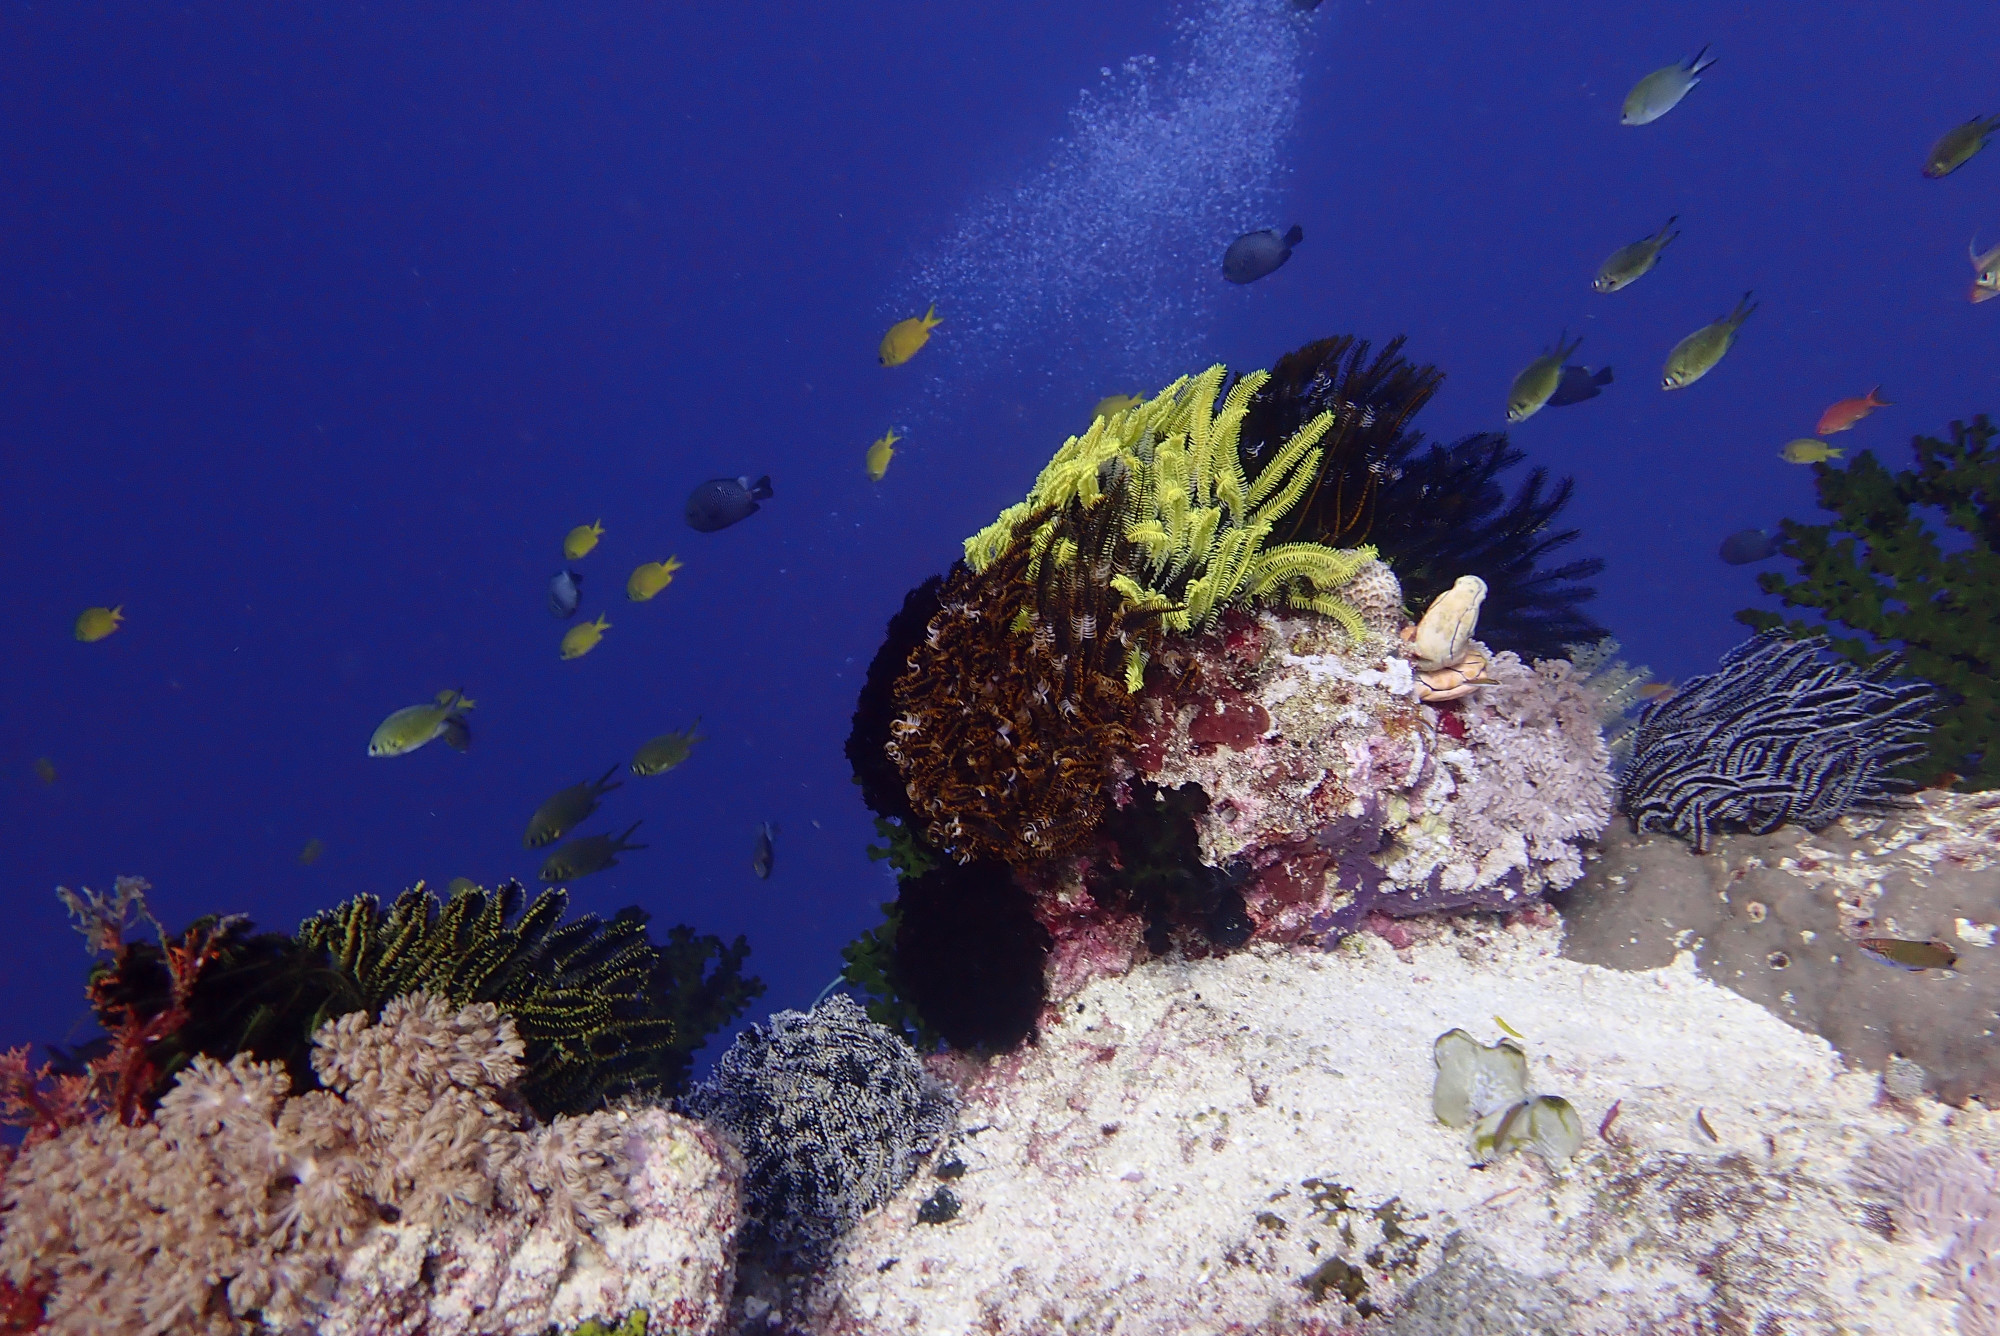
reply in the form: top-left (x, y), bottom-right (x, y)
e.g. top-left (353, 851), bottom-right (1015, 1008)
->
top-left (0, 992), bottom-right (744, 1336)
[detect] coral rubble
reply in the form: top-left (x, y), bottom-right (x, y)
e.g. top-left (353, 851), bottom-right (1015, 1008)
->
top-left (1739, 415), bottom-right (2000, 789)
top-left (1621, 631), bottom-right (1941, 853)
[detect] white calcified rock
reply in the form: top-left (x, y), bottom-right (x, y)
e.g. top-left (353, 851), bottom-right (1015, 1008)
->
top-left (787, 920), bottom-right (1996, 1336)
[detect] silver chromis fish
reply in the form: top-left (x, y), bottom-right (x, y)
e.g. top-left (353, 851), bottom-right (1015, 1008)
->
top-left (1662, 292), bottom-right (1756, 390)
top-left (1506, 332), bottom-right (1584, 423)
top-left (1621, 46), bottom-right (1716, 126)
top-left (368, 690), bottom-right (475, 757)
top-left (1969, 236), bottom-right (2000, 303)
top-left (752, 821), bottom-right (777, 879)
top-left (1594, 216), bottom-right (1680, 292)
top-left (539, 821), bottom-right (646, 881)
top-left (524, 764), bottom-right (623, 848)
top-left (549, 569), bottom-right (582, 619)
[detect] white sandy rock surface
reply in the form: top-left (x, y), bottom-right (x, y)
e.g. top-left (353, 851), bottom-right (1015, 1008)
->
top-left (789, 919), bottom-right (1995, 1336)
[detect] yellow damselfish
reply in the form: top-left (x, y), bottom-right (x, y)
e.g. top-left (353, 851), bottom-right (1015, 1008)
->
top-left (1780, 438), bottom-right (1843, 464)
top-left (627, 556), bottom-right (684, 602)
top-left (866, 431), bottom-right (899, 482)
top-left (561, 613), bottom-right (611, 659)
top-left (75, 605), bottom-right (123, 642)
top-left (564, 520), bottom-right (604, 561)
top-left (878, 305), bottom-right (941, 367)
top-left (1092, 394), bottom-right (1142, 422)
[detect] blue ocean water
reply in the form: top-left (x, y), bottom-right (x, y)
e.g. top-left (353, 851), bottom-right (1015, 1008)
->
top-left (4, 0), bottom-right (1992, 1074)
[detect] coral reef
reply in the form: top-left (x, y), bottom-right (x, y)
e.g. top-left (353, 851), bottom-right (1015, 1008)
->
top-left (1739, 415), bottom-right (2000, 789)
top-left (773, 921), bottom-right (1995, 1336)
top-left (678, 995), bottom-right (956, 1256)
top-left (1621, 631), bottom-right (1941, 852)
top-left (1111, 603), bottom-right (1611, 963)
top-left (0, 993), bottom-right (744, 1336)
top-left (59, 879), bottom-right (762, 1124)
top-left (1558, 788), bottom-right (2000, 1106)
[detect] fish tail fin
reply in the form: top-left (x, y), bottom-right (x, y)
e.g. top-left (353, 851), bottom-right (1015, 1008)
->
top-left (748, 474), bottom-right (774, 500)
top-left (1830, 446), bottom-right (1846, 458)
top-left (1733, 290), bottom-right (1758, 324)
top-left (1688, 44), bottom-right (1716, 75)
top-left (617, 820), bottom-right (647, 850)
top-left (1868, 385), bottom-right (1891, 406)
top-left (923, 304), bottom-right (941, 328)
top-left (596, 762), bottom-right (624, 793)
top-left (1283, 224), bottom-right (1304, 246)
top-left (1593, 366), bottom-right (1615, 386)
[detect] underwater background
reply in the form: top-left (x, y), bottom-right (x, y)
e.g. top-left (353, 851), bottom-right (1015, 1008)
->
top-left (5, 0), bottom-right (1994, 1072)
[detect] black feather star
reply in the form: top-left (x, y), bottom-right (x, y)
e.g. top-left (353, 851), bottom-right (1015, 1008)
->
top-left (1239, 334), bottom-right (1606, 661)
top-left (1620, 631), bottom-right (1941, 853)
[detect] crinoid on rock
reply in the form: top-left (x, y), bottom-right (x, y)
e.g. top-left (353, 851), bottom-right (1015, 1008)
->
top-left (886, 512), bottom-right (1145, 866)
top-left (888, 365), bottom-right (1376, 865)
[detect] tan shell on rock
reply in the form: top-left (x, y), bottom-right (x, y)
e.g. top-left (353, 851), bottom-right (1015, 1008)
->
top-left (1410, 575), bottom-right (1488, 671)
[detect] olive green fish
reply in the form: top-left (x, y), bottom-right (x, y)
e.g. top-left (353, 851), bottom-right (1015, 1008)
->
top-left (1859, 937), bottom-right (1958, 971)
top-left (631, 719), bottom-right (704, 777)
top-left (1621, 45), bottom-right (1716, 126)
top-left (1662, 292), bottom-right (1757, 390)
top-left (1923, 114), bottom-right (2000, 179)
top-left (523, 764), bottom-right (624, 848)
top-left (1507, 332), bottom-right (1584, 423)
top-left (368, 689), bottom-right (475, 757)
top-left (1593, 216), bottom-right (1680, 293)
top-left (539, 821), bottom-right (647, 882)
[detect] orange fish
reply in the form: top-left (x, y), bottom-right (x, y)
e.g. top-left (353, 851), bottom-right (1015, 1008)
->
top-left (1815, 387), bottom-right (1890, 435)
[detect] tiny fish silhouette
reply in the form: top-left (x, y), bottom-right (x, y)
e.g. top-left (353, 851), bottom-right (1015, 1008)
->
top-left (1222, 225), bottom-right (1303, 284)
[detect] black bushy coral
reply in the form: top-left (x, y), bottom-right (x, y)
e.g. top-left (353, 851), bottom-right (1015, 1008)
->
top-left (892, 861), bottom-right (1049, 1052)
top-left (681, 994), bottom-right (956, 1254)
top-left (1368, 433), bottom-right (1606, 661)
top-left (1238, 335), bottom-right (1606, 660)
top-left (1091, 781), bottom-right (1254, 954)
top-left (846, 575), bottom-right (944, 828)
top-left (1241, 334), bottom-right (1446, 549)
top-left (1621, 631), bottom-right (1940, 852)
top-left (1738, 416), bottom-right (2000, 789)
